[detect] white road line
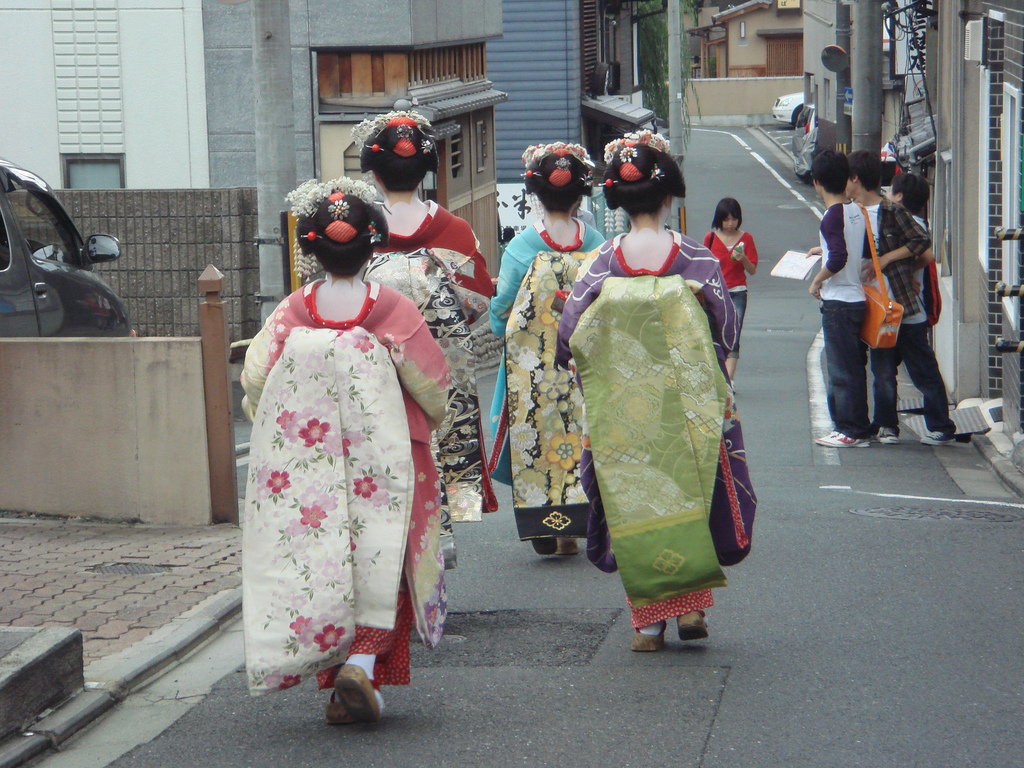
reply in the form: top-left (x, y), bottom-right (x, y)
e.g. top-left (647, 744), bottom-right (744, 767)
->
top-left (694, 127), bottom-right (835, 461)
top-left (807, 329), bottom-right (839, 465)
top-left (692, 127), bottom-right (823, 219)
top-left (822, 487), bottom-right (1024, 510)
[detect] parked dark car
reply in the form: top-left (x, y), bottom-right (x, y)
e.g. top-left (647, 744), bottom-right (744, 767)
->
top-left (0, 158), bottom-right (130, 336)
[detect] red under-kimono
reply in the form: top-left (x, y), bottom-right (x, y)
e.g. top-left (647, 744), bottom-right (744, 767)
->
top-left (380, 200), bottom-right (495, 302)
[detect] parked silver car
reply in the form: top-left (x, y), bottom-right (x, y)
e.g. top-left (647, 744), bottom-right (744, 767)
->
top-left (792, 105), bottom-right (817, 182)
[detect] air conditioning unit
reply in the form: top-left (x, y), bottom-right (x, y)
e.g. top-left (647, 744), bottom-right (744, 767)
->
top-left (964, 19), bottom-right (984, 63)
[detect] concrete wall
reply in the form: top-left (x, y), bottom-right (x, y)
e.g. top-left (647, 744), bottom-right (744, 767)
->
top-left (0, 5), bottom-right (62, 184)
top-left (57, 188), bottom-right (260, 340)
top-left (201, 0), bottom-right (502, 187)
top-left (934, 3), bottom-right (984, 402)
top-left (686, 76), bottom-right (803, 124)
top-left (800, 0), bottom-right (834, 114)
top-left (0, 338), bottom-right (212, 525)
top-left (201, 2), bottom-right (315, 188)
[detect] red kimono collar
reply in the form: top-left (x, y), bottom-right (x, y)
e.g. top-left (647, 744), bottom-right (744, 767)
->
top-left (383, 200), bottom-right (442, 250)
top-left (612, 231), bottom-right (682, 276)
top-left (534, 219), bottom-right (583, 252)
top-left (303, 281), bottom-right (380, 329)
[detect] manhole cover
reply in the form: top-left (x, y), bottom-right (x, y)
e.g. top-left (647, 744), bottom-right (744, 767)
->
top-left (850, 507), bottom-right (1020, 522)
top-left (89, 563), bottom-right (172, 575)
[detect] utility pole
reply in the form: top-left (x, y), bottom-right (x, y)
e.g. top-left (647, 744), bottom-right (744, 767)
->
top-left (835, 1), bottom-right (852, 151)
top-left (667, 0), bottom-right (686, 233)
top-left (252, 0), bottom-right (296, 321)
top-left (851, 0), bottom-right (883, 153)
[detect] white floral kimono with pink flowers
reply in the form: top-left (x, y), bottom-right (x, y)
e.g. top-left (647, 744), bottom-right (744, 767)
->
top-left (240, 282), bottom-right (450, 695)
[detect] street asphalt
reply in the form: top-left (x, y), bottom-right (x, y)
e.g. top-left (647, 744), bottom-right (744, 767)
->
top-left (11, 126), bottom-right (1024, 768)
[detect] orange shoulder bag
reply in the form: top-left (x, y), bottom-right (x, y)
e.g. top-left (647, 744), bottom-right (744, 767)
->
top-left (857, 203), bottom-right (903, 349)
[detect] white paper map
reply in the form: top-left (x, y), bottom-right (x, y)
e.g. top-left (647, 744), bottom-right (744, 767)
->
top-left (770, 250), bottom-right (821, 280)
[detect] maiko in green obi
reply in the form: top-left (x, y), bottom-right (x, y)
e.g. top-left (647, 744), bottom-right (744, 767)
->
top-left (569, 275), bottom-right (729, 603)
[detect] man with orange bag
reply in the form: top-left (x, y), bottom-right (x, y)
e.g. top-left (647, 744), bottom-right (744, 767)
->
top-left (845, 150), bottom-right (955, 447)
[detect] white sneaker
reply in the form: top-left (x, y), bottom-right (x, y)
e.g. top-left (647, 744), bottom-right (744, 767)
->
top-left (876, 427), bottom-right (900, 445)
top-left (815, 431), bottom-right (870, 448)
top-left (921, 431), bottom-right (955, 446)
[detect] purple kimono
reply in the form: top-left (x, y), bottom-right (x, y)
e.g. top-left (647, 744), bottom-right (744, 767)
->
top-left (555, 233), bottom-right (757, 572)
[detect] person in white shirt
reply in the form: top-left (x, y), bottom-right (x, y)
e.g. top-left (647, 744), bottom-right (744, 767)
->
top-left (807, 150), bottom-right (872, 448)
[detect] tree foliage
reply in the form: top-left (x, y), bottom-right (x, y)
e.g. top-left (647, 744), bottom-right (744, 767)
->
top-left (636, 1), bottom-right (697, 121)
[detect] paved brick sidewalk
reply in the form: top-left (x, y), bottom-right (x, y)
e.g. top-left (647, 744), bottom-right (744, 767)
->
top-left (0, 516), bottom-right (240, 665)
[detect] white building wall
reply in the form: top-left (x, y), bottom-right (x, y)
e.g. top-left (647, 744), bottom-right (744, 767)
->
top-left (1, 4), bottom-right (62, 181)
top-left (0, 0), bottom-right (209, 189)
top-left (118, 1), bottom-right (209, 187)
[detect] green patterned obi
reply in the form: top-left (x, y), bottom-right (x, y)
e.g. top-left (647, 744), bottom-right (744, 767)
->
top-left (569, 275), bottom-right (729, 606)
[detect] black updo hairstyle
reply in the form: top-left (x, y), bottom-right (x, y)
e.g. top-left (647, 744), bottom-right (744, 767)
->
top-left (359, 114), bottom-right (439, 192)
top-left (296, 191), bottom-right (390, 277)
top-left (602, 139), bottom-right (686, 218)
top-left (524, 150), bottom-right (593, 213)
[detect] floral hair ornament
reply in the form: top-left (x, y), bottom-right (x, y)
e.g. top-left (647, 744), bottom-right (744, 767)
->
top-left (285, 177), bottom-right (379, 219)
top-left (521, 142), bottom-right (594, 187)
top-left (287, 177), bottom-right (380, 246)
top-left (602, 130), bottom-right (672, 164)
top-left (327, 196), bottom-right (350, 221)
top-left (521, 142), bottom-right (594, 168)
top-left (352, 110), bottom-right (434, 153)
top-left (603, 130), bottom-right (672, 184)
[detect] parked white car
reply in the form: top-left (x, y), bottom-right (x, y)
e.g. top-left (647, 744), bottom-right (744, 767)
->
top-left (771, 91), bottom-right (805, 128)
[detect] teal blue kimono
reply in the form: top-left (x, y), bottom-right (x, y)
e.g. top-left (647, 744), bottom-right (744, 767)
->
top-left (487, 221), bottom-right (603, 540)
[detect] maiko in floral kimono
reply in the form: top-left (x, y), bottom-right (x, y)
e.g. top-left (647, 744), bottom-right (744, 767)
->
top-left (555, 233), bottom-right (757, 627)
top-left (488, 220), bottom-right (605, 540)
top-left (240, 282), bottom-right (449, 695)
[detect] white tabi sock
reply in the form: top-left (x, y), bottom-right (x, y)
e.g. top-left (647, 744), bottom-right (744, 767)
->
top-left (346, 653), bottom-right (376, 680)
top-left (639, 620), bottom-right (666, 636)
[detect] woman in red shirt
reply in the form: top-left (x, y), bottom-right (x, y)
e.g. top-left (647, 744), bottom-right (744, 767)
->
top-left (704, 197), bottom-right (758, 381)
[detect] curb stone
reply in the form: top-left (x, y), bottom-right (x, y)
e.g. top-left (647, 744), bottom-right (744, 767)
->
top-left (972, 433), bottom-right (1024, 498)
top-left (0, 588), bottom-right (241, 768)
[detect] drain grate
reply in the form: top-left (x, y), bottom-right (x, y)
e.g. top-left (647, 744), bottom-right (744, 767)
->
top-left (89, 563), bottom-right (172, 575)
top-left (850, 507), bottom-right (1021, 523)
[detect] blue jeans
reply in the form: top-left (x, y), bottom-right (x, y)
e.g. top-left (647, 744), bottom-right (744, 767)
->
top-left (821, 300), bottom-right (871, 438)
top-left (728, 289), bottom-right (747, 358)
top-left (870, 321), bottom-right (956, 437)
